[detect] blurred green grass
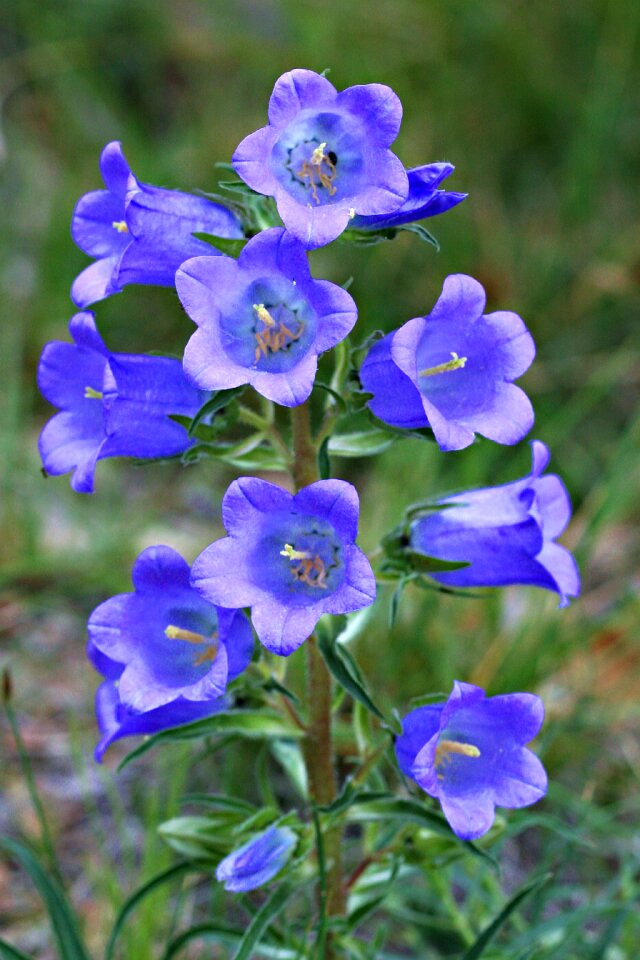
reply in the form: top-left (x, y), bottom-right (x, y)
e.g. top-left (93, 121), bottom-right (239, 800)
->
top-left (1, 0), bottom-right (639, 955)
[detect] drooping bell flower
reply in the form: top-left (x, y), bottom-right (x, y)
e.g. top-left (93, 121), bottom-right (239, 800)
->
top-left (191, 477), bottom-right (376, 656)
top-left (350, 162), bottom-right (466, 231)
top-left (216, 825), bottom-right (297, 892)
top-left (176, 227), bottom-right (357, 407)
top-left (359, 274), bottom-right (535, 450)
top-left (71, 141), bottom-right (243, 307)
top-left (395, 681), bottom-right (548, 840)
top-left (410, 440), bottom-right (580, 607)
top-left (37, 312), bottom-right (206, 493)
top-left (232, 68), bottom-right (409, 249)
top-left (88, 545), bottom-right (254, 760)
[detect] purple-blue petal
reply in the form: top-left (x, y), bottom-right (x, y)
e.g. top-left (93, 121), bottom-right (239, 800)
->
top-left (267, 69), bottom-right (337, 126)
top-left (71, 189), bottom-right (130, 258)
top-left (395, 703), bottom-right (444, 778)
top-left (359, 333), bottom-right (428, 429)
top-left (215, 825), bottom-right (297, 892)
top-left (98, 141), bottom-right (135, 197)
top-left (71, 256), bottom-right (121, 309)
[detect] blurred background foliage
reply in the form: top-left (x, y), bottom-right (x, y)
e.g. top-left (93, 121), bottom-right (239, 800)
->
top-left (1, 0), bottom-right (639, 956)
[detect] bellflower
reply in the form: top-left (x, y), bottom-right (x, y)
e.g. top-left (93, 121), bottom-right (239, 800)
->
top-left (88, 545), bottom-right (254, 760)
top-left (176, 228), bottom-right (357, 406)
top-left (410, 440), bottom-right (580, 607)
top-left (216, 825), bottom-right (297, 892)
top-left (191, 477), bottom-right (376, 656)
top-left (37, 312), bottom-right (205, 493)
top-left (395, 681), bottom-right (548, 840)
top-left (350, 162), bottom-right (466, 231)
top-left (232, 68), bottom-right (409, 248)
top-left (71, 140), bottom-right (243, 307)
top-left (359, 274), bottom-right (535, 450)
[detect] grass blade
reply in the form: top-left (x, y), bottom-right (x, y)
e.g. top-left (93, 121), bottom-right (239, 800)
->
top-left (231, 883), bottom-right (295, 960)
top-left (461, 873), bottom-right (551, 960)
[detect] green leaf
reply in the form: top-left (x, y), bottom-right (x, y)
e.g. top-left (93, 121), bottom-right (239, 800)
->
top-left (180, 793), bottom-right (257, 813)
top-left (231, 883), bottom-right (295, 960)
top-left (394, 222), bottom-right (440, 250)
top-left (405, 550), bottom-right (470, 575)
top-left (0, 837), bottom-right (90, 960)
top-left (317, 624), bottom-right (385, 721)
top-left (0, 939), bottom-right (35, 960)
top-left (106, 862), bottom-right (198, 960)
top-left (188, 387), bottom-right (246, 436)
top-left (328, 429), bottom-right (396, 458)
top-left (318, 435), bottom-right (331, 480)
top-left (191, 232), bottom-right (248, 257)
top-left (159, 815), bottom-right (242, 860)
top-left (117, 710), bottom-right (303, 771)
top-left (270, 739), bottom-right (309, 800)
top-left (344, 797), bottom-right (496, 866)
top-left (163, 924), bottom-right (298, 960)
top-left (460, 874), bottom-right (551, 960)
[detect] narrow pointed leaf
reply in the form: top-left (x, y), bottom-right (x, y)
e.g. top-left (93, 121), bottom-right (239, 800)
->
top-left (231, 884), bottom-right (295, 960)
top-left (461, 874), bottom-right (552, 960)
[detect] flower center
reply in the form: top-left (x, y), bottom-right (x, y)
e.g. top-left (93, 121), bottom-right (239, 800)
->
top-left (165, 624), bottom-right (219, 667)
top-left (280, 543), bottom-right (328, 589)
top-left (253, 303), bottom-right (304, 364)
top-left (84, 386), bottom-right (104, 399)
top-left (112, 220), bottom-right (129, 233)
top-left (419, 352), bottom-right (468, 379)
top-left (293, 140), bottom-right (338, 205)
top-left (435, 739), bottom-right (481, 771)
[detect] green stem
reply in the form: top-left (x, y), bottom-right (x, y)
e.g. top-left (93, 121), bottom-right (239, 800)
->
top-left (289, 402), bottom-right (346, 934)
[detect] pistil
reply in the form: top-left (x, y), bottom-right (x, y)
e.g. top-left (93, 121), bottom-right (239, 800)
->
top-left (165, 625), bottom-right (218, 667)
top-left (435, 739), bottom-right (481, 767)
top-left (280, 543), bottom-right (328, 589)
top-left (297, 141), bottom-right (338, 204)
top-left (419, 352), bottom-right (468, 378)
top-left (112, 220), bottom-right (129, 233)
top-left (253, 303), bottom-right (303, 363)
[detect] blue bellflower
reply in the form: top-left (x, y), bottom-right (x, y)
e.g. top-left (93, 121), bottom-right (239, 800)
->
top-left (176, 228), bottom-right (357, 406)
top-left (71, 141), bottom-right (243, 307)
top-left (396, 681), bottom-right (548, 840)
top-left (37, 312), bottom-right (205, 493)
top-left (216, 825), bottom-right (297, 892)
top-left (88, 545), bottom-right (254, 760)
top-left (232, 68), bottom-right (409, 249)
top-left (410, 440), bottom-right (580, 606)
top-left (191, 478), bottom-right (376, 656)
top-left (360, 274), bottom-right (535, 450)
top-left (351, 162), bottom-right (467, 231)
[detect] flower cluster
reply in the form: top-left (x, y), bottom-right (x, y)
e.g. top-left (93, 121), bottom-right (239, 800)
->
top-left (35, 67), bottom-right (582, 870)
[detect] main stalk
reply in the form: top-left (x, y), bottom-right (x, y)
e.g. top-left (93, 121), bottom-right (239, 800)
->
top-left (290, 402), bottom-right (346, 927)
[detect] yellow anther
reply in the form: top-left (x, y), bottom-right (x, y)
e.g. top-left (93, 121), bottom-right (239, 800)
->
top-left (84, 386), bottom-right (103, 399)
top-left (165, 625), bottom-right (219, 668)
top-left (253, 303), bottom-right (276, 327)
top-left (310, 142), bottom-right (328, 165)
top-left (165, 625), bottom-right (209, 644)
top-left (297, 142), bottom-right (338, 204)
top-left (435, 739), bottom-right (481, 767)
top-left (280, 543), bottom-right (312, 561)
top-left (112, 220), bottom-right (129, 233)
top-left (349, 207), bottom-right (356, 219)
top-left (419, 352), bottom-right (468, 378)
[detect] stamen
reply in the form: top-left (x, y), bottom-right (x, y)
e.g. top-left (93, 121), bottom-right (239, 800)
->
top-left (281, 543), bottom-right (328, 589)
top-left (112, 220), bottom-right (129, 233)
top-left (419, 352), bottom-right (468, 378)
top-left (84, 386), bottom-right (103, 399)
top-left (252, 303), bottom-right (303, 364)
top-left (165, 624), bottom-right (219, 667)
top-left (297, 141), bottom-right (338, 204)
top-left (435, 739), bottom-right (481, 768)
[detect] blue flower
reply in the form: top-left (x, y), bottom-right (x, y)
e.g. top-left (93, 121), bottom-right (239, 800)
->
top-left (88, 545), bottom-right (254, 761)
top-left (191, 478), bottom-right (376, 656)
top-left (216, 825), bottom-right (297, 892)
top-left (37, 312), bottom-right (205, 493)
top-left (232, 69), bottom-right (409, 249)
top-left (350, 162), bottom-right (466, 230)
top-left (176, 228), bottom-right (357, 406)
top-left (71, 141), bottom-right (243, 307)
top-left (410, 440), bottom-right (580, 607)
top-left (395, 681), bottom-right (548, 840)
top-left (360, 274), bottom-right (535, 450)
